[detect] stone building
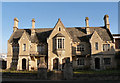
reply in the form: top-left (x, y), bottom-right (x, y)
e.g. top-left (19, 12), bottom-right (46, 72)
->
top-left (7, 15), bottom-right (116, 71)
top-left (113, 34), bottom-right (120, 69)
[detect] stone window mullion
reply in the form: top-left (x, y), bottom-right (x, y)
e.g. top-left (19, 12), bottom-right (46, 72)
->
top-left (57, 38), bottom-right (58, 49)
top-left (62, 38), bottom-right (63, 49)
top-left (63, 38), bottom-right (64, 49)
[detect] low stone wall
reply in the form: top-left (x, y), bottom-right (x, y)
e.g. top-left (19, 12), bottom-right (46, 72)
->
top-left (2, 72), bottom-right (120, 80)
top-left (2, 72), bottom-right (37, 79)
top-left (73, 74), bottom-right (120, 80)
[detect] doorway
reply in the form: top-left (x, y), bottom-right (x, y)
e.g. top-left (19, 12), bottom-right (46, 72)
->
top-left (95, 58), bottom-right (100, 69)
top-left (53, 58), bottom-right (58, 70)
top-left (22, 58), bottom-right (26, 70)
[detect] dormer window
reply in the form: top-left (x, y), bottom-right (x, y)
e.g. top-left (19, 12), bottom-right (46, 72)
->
top-left (53, 33), bottom-right (65, 51)
top-left (37, 45), bottom-right (42, 52)
top-left (103, 44), bottom-right (110, 51)
top-left (58, 38), bottom-right (63, 49)
top-left (53, 38), bottom-right (65, 50)
top-left (77, 44), bottom-right (84, 51)
top-left (13, 46), bottom-right (19, 53)
top-left (37, 45), bottom-right (44, 52)
top-left (95, 42), bottom-right (98, 50)
top-left (23, 44), bottom-right (26, 51)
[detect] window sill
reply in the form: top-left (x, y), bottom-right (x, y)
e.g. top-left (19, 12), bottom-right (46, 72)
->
top-left (57, 49), bottom-right (65, 51)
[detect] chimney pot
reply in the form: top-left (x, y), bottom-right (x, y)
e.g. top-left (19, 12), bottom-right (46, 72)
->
top-left (13, 17), bottom-right (19, 32)
top-left (32, 18), bottom-right (35, 29)
top-left (104, 14), bottom-right (110, 30)
top-left (85, 17), bottom-right (89, 27)
top-left (32, 18), bottom-right (35, 22)
top-left (85, 17), bottom-right (90, 35)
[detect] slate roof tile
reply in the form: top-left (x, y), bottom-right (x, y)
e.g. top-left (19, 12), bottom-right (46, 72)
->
top-left (8, 27), bottom-right (113, 44)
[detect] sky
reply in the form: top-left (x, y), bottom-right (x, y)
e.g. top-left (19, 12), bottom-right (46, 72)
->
top-left (1, 2), bottom-right (118, 53)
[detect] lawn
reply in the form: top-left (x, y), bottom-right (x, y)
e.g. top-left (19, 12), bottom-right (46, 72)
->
top-left (1, 69), bottom-right (120, 75)
top-left (73, 69), bottom-right (120, 74)
top-left (2, 69), bottom-right (38, 73)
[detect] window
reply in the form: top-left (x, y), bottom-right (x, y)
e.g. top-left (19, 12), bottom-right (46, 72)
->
top-left (53, 38), bottom-right (56, 50)
top-left (103, 44), bottom-right (110, 51)
top-left (41, 46), bottom-right (45, 52)
top-left (95, 42), bottom-right (98, 50)
top-left (58, 39), bottom-right (62, 48)
top-left (23, 44), bottom-right (26, 51)
top-left (37, 45), bottom-right (45, 52)
top-left (77, 58), bottom-right (84, 65)
top-left (63, 39), bottom-right (64, 49)
top-left (57, 38), bottom-right (64, 49)
top-left (13, 46), bottom-right (16, 52)
top-left (77, 44), bottom-right (84, 51)
top-left (104, 58), bottom-right (111, 65)
top-left (12, 59), bottom-right (17, 62)
top-left (13, 46), bottom-right (19, 52)
top-left (59, 27), bottom-right (61, 31)
top-left (118, 45), bottom-right (120, 49)
top-left (37, 45), bottom-right (42, 52)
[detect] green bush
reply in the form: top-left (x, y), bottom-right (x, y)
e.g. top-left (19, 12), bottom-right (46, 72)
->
top-left (10, 67), bottom-right (16, 71)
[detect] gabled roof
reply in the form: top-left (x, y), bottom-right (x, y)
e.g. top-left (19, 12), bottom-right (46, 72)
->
top-left (30, 33), bottom-right (39, 43)
top-left (88, 27), bottom-right (113, 41)
top-left (8, 26), bottom-right (113, 44)
top-left (35, 28), bottom-right (53, 43)
top-left (8, 29), bottom-right (24, 44)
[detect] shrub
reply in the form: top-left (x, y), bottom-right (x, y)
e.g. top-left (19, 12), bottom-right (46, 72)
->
top-left (10, 67), bottom-right (17, 71)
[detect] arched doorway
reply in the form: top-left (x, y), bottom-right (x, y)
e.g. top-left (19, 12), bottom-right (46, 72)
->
top-left (95, 58), bottom-right (100, 69)
top-left (22, 58), bottom-right (26, 70)
top-left (53, 58), bottom-right (58, 70)
top-left (2, 60), bottom-right (6, 69)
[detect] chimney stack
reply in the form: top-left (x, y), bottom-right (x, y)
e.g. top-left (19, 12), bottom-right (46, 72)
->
top-left (85, 17), bottom-right (90, 35)
top-left (85, 17), bottom-right (89, 27)
top-left (13, 17), bottom-right (19, 32)
top-left (31, 18), bottom-right (35, 36)
top-left (32, 18), bottom-right (35, 29)
top-left (104, 15), bottom-right (110, 30)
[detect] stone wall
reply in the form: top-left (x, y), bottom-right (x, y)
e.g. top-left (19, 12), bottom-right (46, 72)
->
top-left (2, 72), bottom-right (120, 80)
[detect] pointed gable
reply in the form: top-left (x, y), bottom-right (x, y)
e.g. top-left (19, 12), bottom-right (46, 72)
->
top-left (48, 18), bottom-right (72, 39)
top-left (19, 30), bottom-right (30, 43)
top-left (91, 30), bottom-right (102, 40)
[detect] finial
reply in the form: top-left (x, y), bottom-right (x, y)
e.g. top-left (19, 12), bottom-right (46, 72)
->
top-left (85, 17), bottom-right (89, 20)
top-left (32, 18), bottom-right (35, 22)
top-left (104, 14), bottom-right (109, 19)
top-left (105, 14), bottom-right (109, 17)
top-left (58, 18), bottom-right (61, 21)
top-left (14, 17), bottom-right (19, 22)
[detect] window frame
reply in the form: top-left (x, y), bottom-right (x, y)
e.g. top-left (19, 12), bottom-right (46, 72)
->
top-left (13, 46), bottom-right (19, 53)
top-left (77, 58), bottom-right (85, 65)
top-left (37, 45), bottom-right (42, 52)
top-left (103, 44), bottom-right (110, 51)
top-left (37, 45), bottom-right (44, 52)
top-left (77, 44), bottom-right (85, 51)
top-left (95, 42), bottom-right (98, 50)
top-left (57, 37), bottom-right (65, 49)
top-left (103, 58), bottom-right (111, 65)
top-left (23, 44), bottom-right (26, 51)
top-left (59, 27), bottom-right (61, 31)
